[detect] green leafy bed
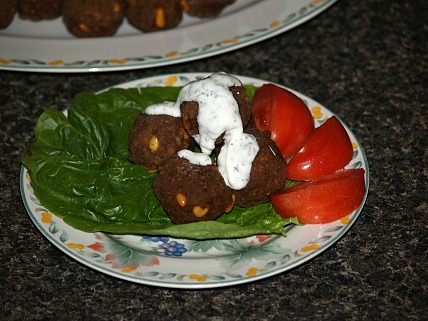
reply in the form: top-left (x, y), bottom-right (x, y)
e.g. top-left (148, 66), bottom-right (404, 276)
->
top-left (22, 86), bottom-right (298, 240)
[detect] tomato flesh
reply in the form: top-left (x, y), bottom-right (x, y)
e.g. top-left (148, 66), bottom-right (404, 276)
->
top-left (251, 84), bottom-right (314, 158)
top-left (271, 168), bottom-right (366, 224)
top-left (286, 116), bottom-right (354, 181)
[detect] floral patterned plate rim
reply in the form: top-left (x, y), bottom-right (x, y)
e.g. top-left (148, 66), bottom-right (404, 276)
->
top-left (20, 73), bottom-right (369, 289)
top-left (1, 0), bottom-right (338, 73)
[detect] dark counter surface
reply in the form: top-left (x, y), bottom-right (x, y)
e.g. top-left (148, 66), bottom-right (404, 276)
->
top-left (1, 0), bottom-right (426, 320)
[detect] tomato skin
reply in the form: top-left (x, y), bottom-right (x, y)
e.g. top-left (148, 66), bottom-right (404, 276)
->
top-left (286, 116), bottom-right (354, 181)
top-left (271, 168), bottom-right (366, 224)
top-left (251, 84), bottom-right (314, 158)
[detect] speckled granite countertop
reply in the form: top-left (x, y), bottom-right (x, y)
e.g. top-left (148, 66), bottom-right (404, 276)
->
top-left (1, 0), bottom-right (426, 320)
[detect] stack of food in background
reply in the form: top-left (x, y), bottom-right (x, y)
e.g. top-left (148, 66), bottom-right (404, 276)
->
top-left (0, 0), bottom-right (236, 37)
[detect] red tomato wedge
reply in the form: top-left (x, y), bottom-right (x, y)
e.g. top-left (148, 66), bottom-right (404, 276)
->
top-left (251, 83), bottom-right (314, 158)
top-left (286, 116), bottom-right (354, 180)
top-left (271, 168), bottom-right (366, 224)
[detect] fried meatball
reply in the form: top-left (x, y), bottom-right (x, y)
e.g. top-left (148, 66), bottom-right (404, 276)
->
top-left (230, 85), bottom-right (251, 128)
top-left (128, 113), bottom-right (192, 173)
top-left (17, 0), bottom-right (63, 21)
top-left (232, 128), bottom-right (287, 208)
top-left (181, 0), bottom-right (235, 18)
top-left (126, 0), bottom-right (182, 33)
top-left (0, 0), bottom-right (17, 29)
top-left (180, 85), bottom-right (252, 147)
top-left (153, 157), bottom-right (234, 224)
top-left (63, 0), bottom-right (124, 37)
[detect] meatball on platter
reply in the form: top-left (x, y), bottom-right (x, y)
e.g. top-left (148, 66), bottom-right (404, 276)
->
top-left (0, 0), bottom-right (338, 72)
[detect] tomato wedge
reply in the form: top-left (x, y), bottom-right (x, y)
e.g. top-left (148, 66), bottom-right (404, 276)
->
top-left (251, 83), bottom-right (314, 158)
top-left (271, 168), bottom-right (366, 224)
top-left (286, 116), bottom-right (354, 180)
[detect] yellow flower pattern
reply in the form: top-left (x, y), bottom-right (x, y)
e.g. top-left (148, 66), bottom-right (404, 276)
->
top-left (222, 38), bottom-right (239, 44)
top-left (311, 106), bottom-right (323, 119)
top-left (67, 243), bottom-right (85, 250)
top-left (340, 216), bottom-right (350, 224)
top-left (41, 212), bottom-right (52, 224)
top-left (246, 267), bottom-right (259, 277)
top-left (122, 266), bottom-right (138, 273)
top-left (165, 76), bottom-right (178, 86)
top-left (301, 244), bottom-right (321, 252)
top-left (189, 274), bottom-right (208, 282)
top-left (270, 21), bottom-right (280, 28)
top-left (166, 51), bottom-right (179, 58)
top-left (48, 60), bottom-right (64, 66)
top-left (108, 59), bottom-right (126, 65)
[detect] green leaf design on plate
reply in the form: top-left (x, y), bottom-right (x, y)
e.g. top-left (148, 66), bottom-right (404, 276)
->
top-left (282, 13), bottom-right (296, 23)
top-left (185, 239), bottom-right (227, 253)
top-left (59, 231), bottom-right (69, 243)
top-left (64, 61), bottom-right (86, 66)
top-left (351, 161), bottom-right (362, 169)
top-left (280, 254), bottom-right (291, 264)
top-left (313, 235), bottom-right (332, 243)
top-left (299, 7), bottom-right (308, 15)
top-left (12, 59), bottom-right (31, 65)
top-left (216, 241), bottom-right (290, 270)
top-left (325, 226), bottom-right (343, 233)
top-left (225, 272), bottom-right (243, 279)
top-left (201, 44), bottom-right (214, 51)
top-left (159, 273), bottom-right (177, 279)
top-left (207, 275), bottom-right (226, 281)
top-left (102, 234), bottom-right (157, 267)
top-left (49, 221), bottom-right (59, 234)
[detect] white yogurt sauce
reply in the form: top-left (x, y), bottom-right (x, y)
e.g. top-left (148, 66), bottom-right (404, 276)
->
top-left (144, 73), bottom-right (259, 190)
top-left (217, 129), bottom-right (259, 190)
top-left (144, 101), bottom-right (180, 117)
top-left (177, 73), bottom-right (243, 155)
top-left (177, 149), bottom-right (212, 166)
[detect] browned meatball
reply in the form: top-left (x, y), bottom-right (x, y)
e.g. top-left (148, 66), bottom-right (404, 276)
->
top-left (0, 0), bottom-right (17, 29)
top-left (181, 0), bottom-right (235, 18)
top-left (231, 128), bottom-right (287, 208)
top-left (18, 0), bottom-right (63, 21)
top-left (63, 0), bottom-right (124, 37)
top-left (126, 0), bottom-right (182, 33)
top-left (180, 85), bottom-right (252, 146)
top-left (128, 113), bottom-right (192, 173)
top-left (230, 85), bottom-right (252, 128)
top-left (153, 157), bottom-right (234, 224)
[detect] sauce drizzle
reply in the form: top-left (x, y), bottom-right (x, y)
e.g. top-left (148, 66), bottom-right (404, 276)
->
top-left (144, 73), bottom-right (259, 190)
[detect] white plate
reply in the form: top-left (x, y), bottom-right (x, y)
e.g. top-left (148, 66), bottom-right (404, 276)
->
top-left (21, 72), bottom-right (369, 289)
top-left (1, 0), bottom-right (337, 73)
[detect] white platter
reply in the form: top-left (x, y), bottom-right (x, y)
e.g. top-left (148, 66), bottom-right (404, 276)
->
top-left (1, 0), bottom-right (337, 72)
top-left (21, 72), bottom-right (369, 289)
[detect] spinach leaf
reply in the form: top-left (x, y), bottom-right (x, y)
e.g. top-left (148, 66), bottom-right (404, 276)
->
top-left (22, 86), bottom-right (298, 240)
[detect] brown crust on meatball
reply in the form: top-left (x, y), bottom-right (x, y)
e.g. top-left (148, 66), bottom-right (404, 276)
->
top-left (128, 113), bottom-right (191, 173)
top-left (180, 101), bottom-right (199, 138)
top-left (153, 157), bottom-right (233, 224)
top-left (230, 85), bottom-right (251, 128)
top-left (63, 0), bottom-right (124, 37)
top-left (181, 0), bottom-right (235, 18)
top-left (126, 0), bottom-right (182, 32)
top-left (232, 128), bottom-right (287, 208)
top-left (18, 0), bottom-right (63, 21)
top-left (0, 0), bottom-right (17, 29)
